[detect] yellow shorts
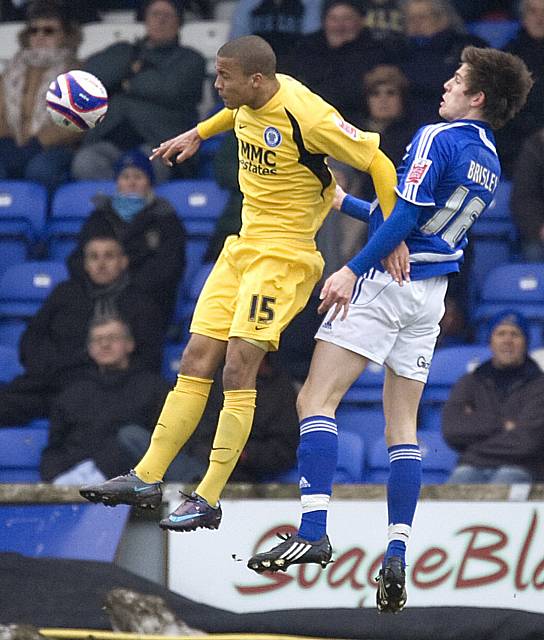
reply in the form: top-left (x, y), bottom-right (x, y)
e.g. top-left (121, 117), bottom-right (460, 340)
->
top-left (190, 235), bottom-right (324, 351)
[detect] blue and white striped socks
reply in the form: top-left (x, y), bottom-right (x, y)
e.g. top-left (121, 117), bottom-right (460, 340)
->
top-left (297, 415), bottom-right (338, 541)
top-left (385, 443), bottom-right (422, 567)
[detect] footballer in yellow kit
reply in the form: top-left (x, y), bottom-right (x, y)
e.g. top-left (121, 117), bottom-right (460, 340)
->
top-left (79, 35), bottom-right (397, 531)
top-left (191, 74), bottom-right (383, 351)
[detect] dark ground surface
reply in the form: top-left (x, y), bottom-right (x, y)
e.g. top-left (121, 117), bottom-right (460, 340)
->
top-left (1, 553), bottom-right (543, 640)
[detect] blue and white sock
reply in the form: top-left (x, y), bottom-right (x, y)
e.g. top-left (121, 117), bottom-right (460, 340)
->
top-left (297, 415), bottom-right (338, 542)
top-left (385, 443), bottom-right (422, 567)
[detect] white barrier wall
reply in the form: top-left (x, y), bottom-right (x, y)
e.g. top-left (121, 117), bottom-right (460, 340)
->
top-left (168, 499), bottom-right (544, 613)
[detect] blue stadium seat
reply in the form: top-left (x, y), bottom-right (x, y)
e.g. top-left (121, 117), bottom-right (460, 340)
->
top-left (156, 180), bottom-right (228, 298)
top-left (173, 259), bottom-right (213, 334)
top-left (418, 403), bottom-right (443, 432)
top-left (336, 406), bottom-right (385, 464)
top-left (0, 344), bottom-right (23, 383)
top-left (472, 263), bottom-right (544, 348)
top-left (471, 180), bottom-right (515, 239)
top-left (50, 180), bottom-right (116, 219)
top-left (0, 426), bottom-right (49, 482)
top-left (155, 179), bottom-right (229, 236)
top-left (366, 432), bottom-right (457, 484)
top-left (418, 430), bottom-right (458, 483)
top-left (262, 430), bottom-right (366, 484)
top-left (47, 180), bottom-right (115, 259)
top-left (469, 237), bottom-right (511, 305)
top-left (335, 430), bottom-right (365, 483)
top-left (0, 320), bottom-right (27, 349)
top-left (467, 19), bottom-right (519, 49)
top-left (0, 180), bottom-right (47, 275)
top-left (424, 345), bottom-right (491, 402)
top-left (343, 361), bottom-right (385, 403)
top-left (0, 261), bottom-right (68, 318)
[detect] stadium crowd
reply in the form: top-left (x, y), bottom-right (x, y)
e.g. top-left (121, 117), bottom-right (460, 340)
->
top-left (0, 0), bottom-right (543, 486)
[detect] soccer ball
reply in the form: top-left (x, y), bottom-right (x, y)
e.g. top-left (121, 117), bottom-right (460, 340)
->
top-left (46, 70), bottom-right (108, 132)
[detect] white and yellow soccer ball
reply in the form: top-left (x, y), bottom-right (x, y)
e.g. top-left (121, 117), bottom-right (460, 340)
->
top-left (46, 69), bottom-right (108, 132)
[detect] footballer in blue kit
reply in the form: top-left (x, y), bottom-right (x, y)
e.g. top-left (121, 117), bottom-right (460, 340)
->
top-left (248, 46), bottom-right (533, 613)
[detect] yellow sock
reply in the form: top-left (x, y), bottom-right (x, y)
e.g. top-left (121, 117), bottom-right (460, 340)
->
top-left (134, 374), bottom-right (212, 483)
top-left (196, 389), bottom-right (256, 506)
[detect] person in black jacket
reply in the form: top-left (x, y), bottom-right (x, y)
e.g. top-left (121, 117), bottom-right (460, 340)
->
top-left (442, 310), bottom-right (544, 483)
top-left (398, 0), bottom-right (486, 127)
top-left (498, 0), bottom-right (544, 177)
top-left (40, 316), bottom-right (170, 484)
top-left (69, 149), bottom-right (186, 325)
top-left (511, 127), bottom-right (544, 261)
top-left (285, 0), bottom-right (397, 122)
top-left (71, 0), bottom-right (206, 181)
top-left (0, 234), bottom-right (163, 426)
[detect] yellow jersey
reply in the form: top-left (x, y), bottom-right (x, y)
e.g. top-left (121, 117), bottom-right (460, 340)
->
top-left (197, 74), bottom-right (379, 243)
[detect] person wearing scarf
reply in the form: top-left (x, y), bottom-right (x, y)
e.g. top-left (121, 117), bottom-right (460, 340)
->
top-left (0, 0), bottom-right (82, 190)
top-left (69, 149), bottom-right (186, 326)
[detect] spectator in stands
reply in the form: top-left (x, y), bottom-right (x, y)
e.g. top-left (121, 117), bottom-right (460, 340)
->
top-left (442, 310), bottom-right (544, 483)
top-left (137, 0), bottom-right (213, 20)
top-left (0, 234), bottom-right (163, 426)
top-left (511, 127), bottom-right (544, 261)
top-left (359, 0), bottom-right (403, 40)
top-left (500, 0), bottom-right (544, 178)
top-left (398, 0), bottom-right (486, 127)
top-left (229, 0), bottom-right (324, 68)
top-left (0, 0), bottom-right (82, 191)
top-left (356, 64), bottom-right (415, 201)
top-left (69, 150), bottom-right (186, 324)
top-left (71, 0), bottom-right (206, 181)
top-left (40, 316), bottom-right (169, 485)
top-left (285, 0), bottom-right (395, 122)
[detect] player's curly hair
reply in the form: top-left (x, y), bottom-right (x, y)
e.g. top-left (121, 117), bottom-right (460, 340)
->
top-left (461, 46), bottom-right (533, 129)
top-left (218, 36), bottom-right (276, 78)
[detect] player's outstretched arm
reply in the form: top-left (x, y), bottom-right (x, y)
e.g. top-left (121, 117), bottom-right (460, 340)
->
top-left (150, 127), bottom-right (202, 166)
top-left (150, 108), bottom-right (235, 167)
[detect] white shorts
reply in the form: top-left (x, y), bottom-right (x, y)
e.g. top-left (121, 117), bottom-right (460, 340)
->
top-left (315, 269), bottom-right (448, 383)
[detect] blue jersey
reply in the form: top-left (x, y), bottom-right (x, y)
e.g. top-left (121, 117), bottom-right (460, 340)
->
top-left (368, 119), bottom-right (501, 280)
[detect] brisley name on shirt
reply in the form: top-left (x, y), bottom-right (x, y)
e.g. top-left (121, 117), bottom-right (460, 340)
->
top-left (467, 160), bottom-right (498, 193)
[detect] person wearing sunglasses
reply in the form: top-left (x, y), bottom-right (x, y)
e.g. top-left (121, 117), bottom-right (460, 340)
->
top-left (0, 0), bottom-right (82, 191)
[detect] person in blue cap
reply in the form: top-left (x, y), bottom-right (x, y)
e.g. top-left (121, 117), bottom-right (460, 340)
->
top-left (442, 309), bottom-right (544, 484)
top-left (68, 149), bottom-right (186, 325)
